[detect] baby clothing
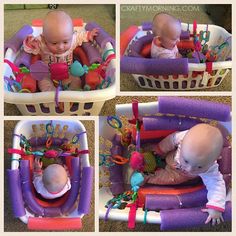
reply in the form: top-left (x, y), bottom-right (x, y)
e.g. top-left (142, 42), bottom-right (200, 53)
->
top-left (33, 172), bottom-right (71, 199)
top-left (151, 37), bottom-right (180, 59)
top-left (145, 130), bottom-right (226, 212)
top-left (23, 30), bottom-right (90, 65)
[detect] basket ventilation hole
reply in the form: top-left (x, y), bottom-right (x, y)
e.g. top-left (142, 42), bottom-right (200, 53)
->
top-left (138, 76), bottom-right (145, 86)
top-left (182, 81), bottom-right (187, 89)
top-left (26, 105), bottom-right (36, 113)
top-left (190, 80), bottom-right (196, 88)
top-left (215, 77), bottom-right (222, 86)
top-left (84, 102), bottom-right (93, 110)
top-left (164, 81), bottom-right (170, 89)
top-left (146, 79), bottom-right (153, 87)
top-left (70, 103), bottom-right (79, 112)
top-left (155, 80), bottom-right (161, 88)
top-left (39, 104), bottom-right (50, 113)
top-left (173, 81), bottom-right (178, 89)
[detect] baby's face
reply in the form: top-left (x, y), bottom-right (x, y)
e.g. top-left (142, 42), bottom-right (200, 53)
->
top-left (160, 21), bottom-right (181, 50)
top-left (178, 124), bottom-right (223, 175)
top-left (43, 27), bottom-right (73, 55)
top-left (178, 148), bottom-right (214, 175)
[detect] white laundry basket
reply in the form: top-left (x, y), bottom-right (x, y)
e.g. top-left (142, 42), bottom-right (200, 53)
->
top-left (8, 120), bottom-right (93, 230)
top-left (121, 23), bottom-right (231, 90)
top-left (4, 24), bottom-right (116, 116)
top-left (99, 101), bottom-right (231, 228)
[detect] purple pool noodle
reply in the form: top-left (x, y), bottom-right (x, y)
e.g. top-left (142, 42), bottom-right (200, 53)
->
top-left (28, 137), bottom-right (47, 147)
top-left (85, 22), bottom-right (115, 49)
top-left (160, 201), bottom-right (231, 231)
top-left (121, 56), bottom-right (188, 75)
top-left (145, 188), bottom-right (207, 211)
top-left (112, 134), bottom-right (122, 145)
top-left (7, 169), bottom-right (26, 218)
top-left (180, 30), bottom-right (190, 40)
top-left (188, 57), bottom-right (200, 63)
top-left (143, 116), bottom-right (202, 131)
top-left (218, 146), bottom-right (231, 174)
top-left (78, 167), bottom-right (94, 214)
top-left (44, 207), bottom-right (62, 217)
top-left (142, 22), bottom-right (152, 31)
top-left (158, 97), bottom-right (231, 122)
top-left (61, 157), bottom-right (80, 214)
top-left (20, 160), bottom-right (44, 216)
top-left (15, 51), bottom-right (31, 68)
top-left (82, 42), bottom-right (102, 64)
top-left (129, 34), bottom-right (153, 57)
top-left (4, 25), bottom-right (33, 53)
top-left (109, 144), bottom-right (124, 195)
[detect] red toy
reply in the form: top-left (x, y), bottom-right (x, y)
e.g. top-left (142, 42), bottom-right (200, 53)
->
top-left (50, 63), bottom-right (69, 81)
top-left (85, 70), bottom-right (103, 90)
top-left (130, 151), bottom-right (144, 171)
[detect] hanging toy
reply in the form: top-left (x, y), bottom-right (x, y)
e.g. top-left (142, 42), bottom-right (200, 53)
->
top-left (130, 151), bottom-right (144, 171)
top-left (107, 116), bottom-right (132, 146)
top-left (130, 171), bottom-right (144, 193)
top-left (70, 60), bottom-right (89, 77)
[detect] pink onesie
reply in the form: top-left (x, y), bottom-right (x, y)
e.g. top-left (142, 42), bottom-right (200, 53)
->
top-left (145, 130), bottom-right (226, 212)
top-left (151, 37), bottom-right (180, 59)
top-left (23, 29), bottom-right (90, 91)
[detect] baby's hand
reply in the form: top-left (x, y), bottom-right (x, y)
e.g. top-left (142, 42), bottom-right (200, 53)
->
top-left (201, 208), bottom-right (224, 225)
top-left (34, 157), bottom-right (43, 171)
top-left (88, 28), bottom-right (99, 41)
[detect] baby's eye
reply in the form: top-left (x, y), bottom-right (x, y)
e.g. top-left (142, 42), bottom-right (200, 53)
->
top-left (198, 166), bottom-right (202, 169)
top-left (184, 159), bottom-right (188, 164)
top-left (52, 42), bottom-right (57, 45)
top-left (64, 41), bottom-right (68, 44)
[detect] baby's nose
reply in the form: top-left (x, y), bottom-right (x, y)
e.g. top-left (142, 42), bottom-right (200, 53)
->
top-left (57, 43), bottom-right (64, 50)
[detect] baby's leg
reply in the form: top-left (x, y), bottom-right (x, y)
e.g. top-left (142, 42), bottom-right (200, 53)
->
top-left (38, 77), bottom-right (56, 108)
top-left (144, 165), bottom-right (194, 185)
top-left (68, 75), bottom-right (81, 90)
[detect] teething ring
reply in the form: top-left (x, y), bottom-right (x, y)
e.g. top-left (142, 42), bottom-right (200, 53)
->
top-left (46, 137), bottom-right (53, 148)
top-left (111, 155), bottom-right (129, 165)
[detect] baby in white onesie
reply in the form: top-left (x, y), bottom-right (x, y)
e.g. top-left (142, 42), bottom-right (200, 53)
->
top-left (33, 158), bottom-right (71, 199)
top-left (151, 13), bottom-right (182, 59)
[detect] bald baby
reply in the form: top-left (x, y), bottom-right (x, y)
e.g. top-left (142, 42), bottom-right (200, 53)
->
top-left (42, 10), bottom-right (74, 55)
top-left (179, 124), bottom-right (223, 175)
top-left (43, 164), bottom-right (68, 193)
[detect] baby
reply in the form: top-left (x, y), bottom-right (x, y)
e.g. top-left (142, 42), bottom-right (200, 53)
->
top-left (144, 124), bottom-right (226, 225)
top-left (151, 13), bottom-right (182, 59)
top-left (33, 158), bottom-right (71, 199)
top-left (23, 10), bottom-right (98, 91)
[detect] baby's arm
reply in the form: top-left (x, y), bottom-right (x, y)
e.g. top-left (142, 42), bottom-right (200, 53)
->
top-left (153, 130), bottom-right (188, 156)
top-left (75, 28), bottom-right (99, 46)
top-left (23, 35), bottom-right (41, 55)
top-left (199, 163), bottom-right (226, 225)
top-left (33, 157), bottom-right (43, 178)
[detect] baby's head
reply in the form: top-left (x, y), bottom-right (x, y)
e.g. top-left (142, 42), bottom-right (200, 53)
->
top-left (179, 124), bottom-right (223, 175)
top-left (152, 13), bottom-right (181, 50)
top-left (42, 164), bottom-right (68, 193)
top-left (42, 10), bottom-right (73, 54)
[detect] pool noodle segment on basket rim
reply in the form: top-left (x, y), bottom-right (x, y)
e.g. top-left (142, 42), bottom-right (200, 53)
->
top-left (160, 201), bottom-right (231, 230)
top-left (143, 116), bottom-right (203, 131)
top-left (4, 25), bottom-right (33, 53)
top-left (85, 22), bottom-right (115, 49)
top-left (158, 96), bottom-right (231, 122)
